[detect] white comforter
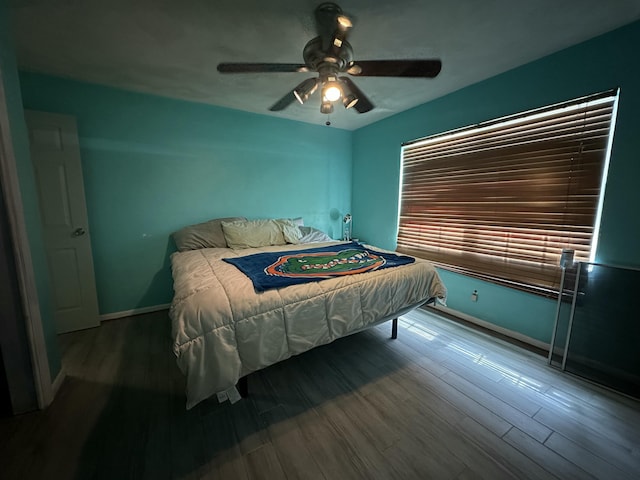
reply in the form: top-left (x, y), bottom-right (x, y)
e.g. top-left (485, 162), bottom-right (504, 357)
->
top-left (169, 241), bottom-right (446, 408)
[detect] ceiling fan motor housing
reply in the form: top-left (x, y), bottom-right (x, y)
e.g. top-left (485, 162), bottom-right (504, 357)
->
top-left (303, 36), bottom-right (353, 72)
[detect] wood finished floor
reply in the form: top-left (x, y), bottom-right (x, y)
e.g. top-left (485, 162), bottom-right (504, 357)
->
top-left (1, 308), bottom-right (639, 480)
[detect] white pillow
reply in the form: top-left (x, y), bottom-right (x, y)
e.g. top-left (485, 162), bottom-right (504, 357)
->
top-left (222, 219), bottom-right (286, 249)
top-left (276, 219), bottom-right (303, 244)
top-left (298, 226), bottom-right (334, 243)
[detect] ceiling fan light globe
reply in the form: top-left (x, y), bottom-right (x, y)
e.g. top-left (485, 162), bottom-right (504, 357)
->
top-left (323, 84), bottom-right (342, 102)
top-left (320, 101), bottom-right (334, 114)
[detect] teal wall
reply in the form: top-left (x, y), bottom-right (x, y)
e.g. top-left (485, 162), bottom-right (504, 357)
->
top-left (0, 0), bottom-right (60, 378)
top-left (19, 73), bottom-right (352, 315)
top-left (352, 21), bottom-right (640, 343)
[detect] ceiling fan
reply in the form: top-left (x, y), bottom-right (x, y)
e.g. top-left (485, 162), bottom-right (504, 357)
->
top-left (217, 2), bottom-right (442, 115)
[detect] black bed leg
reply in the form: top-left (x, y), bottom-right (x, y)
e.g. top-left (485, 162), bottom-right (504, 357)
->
top-left (237, 376), bottom-right (248, 398)
top-left (391, 318), bottom-right (398, 339)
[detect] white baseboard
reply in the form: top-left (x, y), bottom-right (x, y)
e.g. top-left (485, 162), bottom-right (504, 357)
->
top-left (100, 303), bottom-right (170, 322)
top-left (431, 304), bottom-right (550, 352)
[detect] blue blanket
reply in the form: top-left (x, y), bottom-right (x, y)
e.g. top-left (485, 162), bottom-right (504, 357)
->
top-left (223, 242), bottom-right (415, 292)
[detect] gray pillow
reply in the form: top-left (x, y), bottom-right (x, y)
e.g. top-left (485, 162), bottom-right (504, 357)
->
top-left (172, 217), bottom-right (246, 251)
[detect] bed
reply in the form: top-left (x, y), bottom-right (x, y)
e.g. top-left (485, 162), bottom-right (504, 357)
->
top-left (169, 218), bottom-right (447, 409)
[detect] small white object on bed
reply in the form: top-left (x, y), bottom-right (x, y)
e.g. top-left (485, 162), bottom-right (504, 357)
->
top-left (169, 224), bottom-right (446, 408)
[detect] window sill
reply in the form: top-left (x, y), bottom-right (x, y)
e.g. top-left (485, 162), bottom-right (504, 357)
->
top-left (431, 262), bottom-right (560, 300)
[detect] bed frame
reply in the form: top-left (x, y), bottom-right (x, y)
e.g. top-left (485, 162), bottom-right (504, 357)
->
top-left (236, 298), bottom-right (436, 398)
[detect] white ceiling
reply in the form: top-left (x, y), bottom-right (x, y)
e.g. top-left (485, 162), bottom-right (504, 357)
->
top-left (9, 0), bottom-right (640, 130)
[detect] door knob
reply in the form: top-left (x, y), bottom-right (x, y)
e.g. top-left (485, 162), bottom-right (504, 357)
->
top-left (72, 227), bottom-right (86, 237)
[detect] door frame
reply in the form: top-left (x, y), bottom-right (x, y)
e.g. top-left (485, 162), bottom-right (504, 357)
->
top-left (0, 68), bottom-right (53, 409)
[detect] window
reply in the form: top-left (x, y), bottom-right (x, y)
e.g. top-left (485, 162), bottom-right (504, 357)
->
top-left (397, 89), bottom-right (619, 295)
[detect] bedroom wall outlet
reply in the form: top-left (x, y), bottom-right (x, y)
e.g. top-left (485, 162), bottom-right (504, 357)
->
top-left (471, 290), bottom-right (478, 302)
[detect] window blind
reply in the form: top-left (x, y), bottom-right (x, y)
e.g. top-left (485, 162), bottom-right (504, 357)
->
top-left (397, 90), bottom-right (618, 294)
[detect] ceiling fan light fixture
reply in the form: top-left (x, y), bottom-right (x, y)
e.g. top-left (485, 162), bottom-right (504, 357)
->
top-left (339, 78), bottom-right (358, 109)
top-left (343, 94), bottom-right (358, 109)
top-left (293, 78), bottom-right (319, 104)
top-left (320, 100), bottom-right (334, 114)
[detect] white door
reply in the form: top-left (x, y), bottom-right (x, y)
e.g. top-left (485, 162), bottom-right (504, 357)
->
top-left (26, 111), bottom-right (100, 333)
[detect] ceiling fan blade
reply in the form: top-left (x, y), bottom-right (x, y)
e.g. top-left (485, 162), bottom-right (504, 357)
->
top-left (347, 59), bottom-right (442, 78)
top-left (218, 63), bottom-right (309, 74)
top-left (340, 77), bottom-right (374, 113)
top-left (269, 90), bottom-right (298, 111)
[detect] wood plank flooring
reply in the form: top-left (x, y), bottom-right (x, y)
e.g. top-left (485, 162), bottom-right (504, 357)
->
top-left (1, 307), bottom-right (638, 479)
